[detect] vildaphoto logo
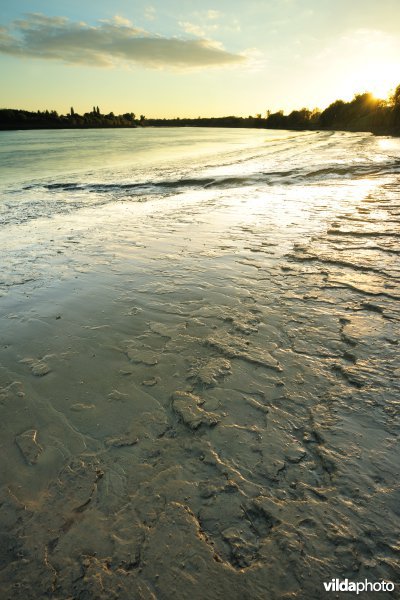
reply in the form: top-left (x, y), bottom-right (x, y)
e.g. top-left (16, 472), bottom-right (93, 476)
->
top-left (323, 579), bottom-right (395, 594)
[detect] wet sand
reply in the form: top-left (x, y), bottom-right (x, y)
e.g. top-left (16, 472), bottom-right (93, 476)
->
top-left (0, 167), bottom-right (399, 598)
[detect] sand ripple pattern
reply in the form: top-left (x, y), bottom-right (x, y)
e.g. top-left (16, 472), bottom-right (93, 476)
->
top-left (0, 129), bottom-right (399, 599)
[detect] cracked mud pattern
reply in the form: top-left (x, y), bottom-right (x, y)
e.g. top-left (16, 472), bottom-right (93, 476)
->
top-left (0, 130), bottom-right (399, 599)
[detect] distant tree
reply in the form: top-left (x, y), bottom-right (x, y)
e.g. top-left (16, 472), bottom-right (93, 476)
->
top-left (319, 100), bottom-right (345, 127)
top-left (286, 108), bottom-right (315, 129)
top-left (265, 110), bottom-right (286, 129)
top-left (391, 84), bottom-right (400, 133)
top-left (395, 85), bottom-right (400, 105)
top-left (70, 106), bottom-right (75, 116)
top-left (122, 112), bottom-right (136, 121)
top-left (351, 92), bottom-right (378, 112)
top-left (310, 108), bottom-right (321, 121)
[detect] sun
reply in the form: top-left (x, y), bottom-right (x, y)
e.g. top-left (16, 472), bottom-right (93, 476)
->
top-left (339, 59), bottom-right (400, 102)
top-left (360, 61), bottom-right (399, 99)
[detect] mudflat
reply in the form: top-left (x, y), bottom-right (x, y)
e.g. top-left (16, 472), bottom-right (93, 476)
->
top-left (0, 128), bottom-right (399, 599)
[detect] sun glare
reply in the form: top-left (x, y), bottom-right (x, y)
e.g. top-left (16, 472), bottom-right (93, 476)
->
top-left (340, 59), bottom-right (400, 102)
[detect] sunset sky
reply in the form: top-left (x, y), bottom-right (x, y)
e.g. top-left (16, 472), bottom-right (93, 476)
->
top-left (1, 0), bottom-right (400, 117)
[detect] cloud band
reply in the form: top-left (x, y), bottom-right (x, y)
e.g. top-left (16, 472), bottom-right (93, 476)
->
top-left (0, 13), bottom-right (245, 69)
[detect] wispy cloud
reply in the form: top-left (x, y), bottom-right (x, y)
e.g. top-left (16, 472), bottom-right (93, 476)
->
top-left (144, 6), bottom-right (156, 21)
top-left (0, 13), bottom-right (246, 69)
top-left (105, 15), bottom-right (134, 28)
top-left (189, 10), bottom-right (241, 34)
top-left (179, 21), bottom-right (206, 37)
top-left (206, 10), bottom-right (221, 20)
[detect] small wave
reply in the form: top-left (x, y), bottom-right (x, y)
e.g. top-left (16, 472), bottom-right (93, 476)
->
top-left (18, 152), bottom-right (400, 198)
top-left (302, 162), bottom-right (400, 180)
top-left (24, 175), bottom-right (256, 194)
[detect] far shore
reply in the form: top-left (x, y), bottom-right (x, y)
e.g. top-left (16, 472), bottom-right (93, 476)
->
top-left (2, 86), bottom-right (400, 136)
top-left (0, 124), bottom-right (399, 138)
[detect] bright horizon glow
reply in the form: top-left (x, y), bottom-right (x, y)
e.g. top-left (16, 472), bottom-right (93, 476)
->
top-left (338, 62), bottom-right (399, 102)
top-left (317, 29), bottom-right (400, 105)
top-left (0, 1), bottom-right (400, 117)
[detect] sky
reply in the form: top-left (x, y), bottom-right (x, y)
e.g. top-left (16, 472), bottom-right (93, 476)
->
top-left (1, 0), bottom-right (400, 117)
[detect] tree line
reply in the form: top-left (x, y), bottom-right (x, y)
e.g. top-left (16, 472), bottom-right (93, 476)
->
top-left (1, 85), bottom-right (399, 135)
top-left (0, 106), bottom-right (144, 130)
